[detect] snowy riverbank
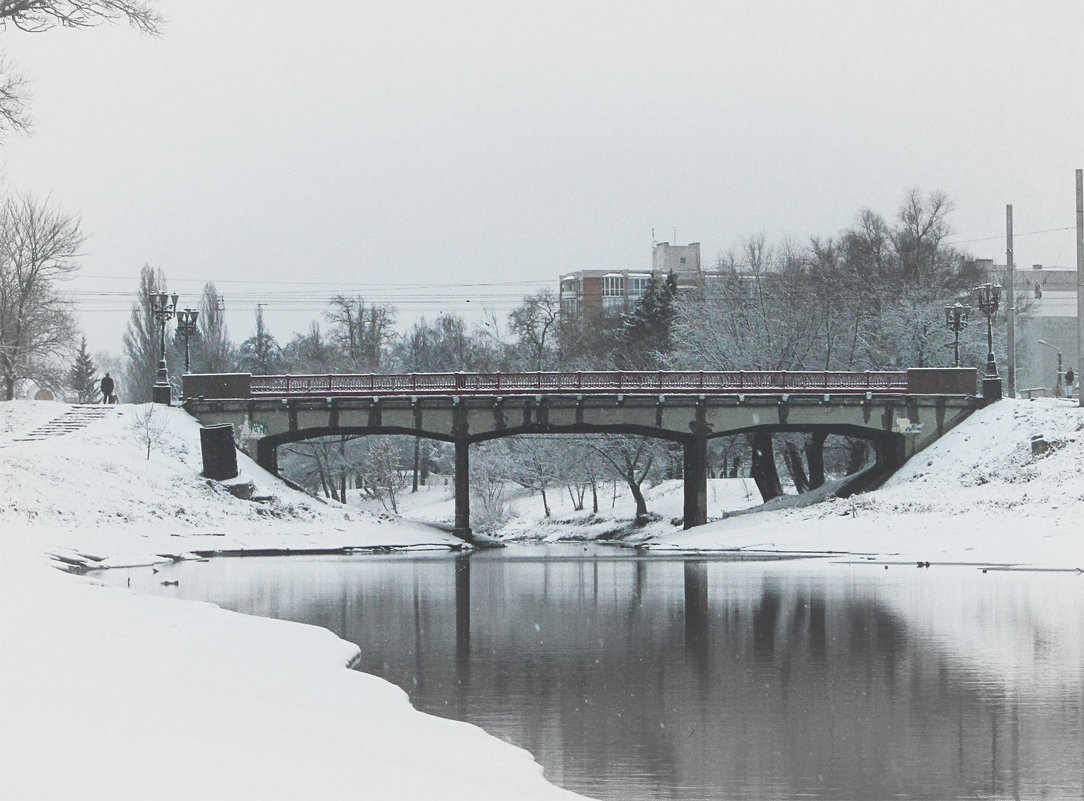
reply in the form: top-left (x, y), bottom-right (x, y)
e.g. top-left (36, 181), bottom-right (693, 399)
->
top-left (2, 397), bottom-right (1082, 800)
top-left (0, 402), bottom-right (580, 801)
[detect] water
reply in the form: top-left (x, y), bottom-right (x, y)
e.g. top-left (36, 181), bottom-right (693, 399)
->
top-left (106, 546), bottom-right (1084, 800)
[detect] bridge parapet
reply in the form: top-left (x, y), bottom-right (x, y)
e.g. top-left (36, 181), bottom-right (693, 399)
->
top-left (182, 369), bottom-right (951, 400)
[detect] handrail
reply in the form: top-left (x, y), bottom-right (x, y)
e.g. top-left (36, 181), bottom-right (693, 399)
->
top-left (248, 370), bottom-right (909, 397)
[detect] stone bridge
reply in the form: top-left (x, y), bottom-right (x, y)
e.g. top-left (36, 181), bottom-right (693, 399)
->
top-left (182, 368), bottom-right (982, 543)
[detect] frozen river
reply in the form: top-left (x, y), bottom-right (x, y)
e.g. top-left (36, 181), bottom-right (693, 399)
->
top-left (107, 546), bottom-right (1084, 800)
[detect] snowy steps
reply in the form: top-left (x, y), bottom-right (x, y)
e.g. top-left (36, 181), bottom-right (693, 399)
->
top-left (9, 405), bottom-right (117, 443)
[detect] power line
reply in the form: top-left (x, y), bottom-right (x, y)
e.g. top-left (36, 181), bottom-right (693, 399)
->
top-left (944, 225), bottom-right (1073, 247)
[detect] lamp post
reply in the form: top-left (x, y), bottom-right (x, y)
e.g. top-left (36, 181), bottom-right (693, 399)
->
top-left (176, 308), bottom-right (199, 375)
top-left (973, 282), bottom-right (1002, 401)
top-left (1037, 338), bottom-right (1063, 397)
top-left (944, 301), bottom-right (970, 368)
top-left (149, 290), bottom-right (179, 404)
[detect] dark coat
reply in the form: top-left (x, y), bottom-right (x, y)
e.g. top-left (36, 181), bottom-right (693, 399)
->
top-left (100, 375), bottom-right (115, 397)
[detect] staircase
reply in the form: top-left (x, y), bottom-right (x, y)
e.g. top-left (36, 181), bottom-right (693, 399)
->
top-left (11, 405), bottom-right (118, 443)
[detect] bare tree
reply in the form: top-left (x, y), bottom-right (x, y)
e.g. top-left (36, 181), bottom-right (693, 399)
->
top-left (0, 0), bottom-right (162, 137)
top-left (588, 435), bottom-right (665, 524)
top-left (326, 295), bottom-right (395, 372)
top-left (508, 289), bottom-right (559, 370)
top-left (507, 437), bottom-right (565, 517)
top-left (0, 193), bottom-right (83, 399)
top-left (0, 54), bottom-right (29, 137)
top-left (470, 440), bottom-right (515, 533)
top-left (129, 402), bottom-right (168, 459)
top-left (0, 0), bottom-right (161, 32)
top-left (361, 437), bottom-right (409, 513)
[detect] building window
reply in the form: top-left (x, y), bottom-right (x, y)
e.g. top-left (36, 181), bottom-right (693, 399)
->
top-left (680, 257), bottom-right (686, 264)
top-left (602, 275), bottom-right (624, 309)
top-left (628, 275), bottom-right (651, 298)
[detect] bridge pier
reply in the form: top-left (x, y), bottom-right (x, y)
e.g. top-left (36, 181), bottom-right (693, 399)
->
top-left (453, 405), bottom-right (472, 542)
top-left (683, 434), bottom-right (708, 529)
top-left (807, 430), bottom-right (827, 490)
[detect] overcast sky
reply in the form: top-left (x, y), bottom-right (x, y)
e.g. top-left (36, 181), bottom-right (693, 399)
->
top-left (2, 0), bottom-right (1081, 357)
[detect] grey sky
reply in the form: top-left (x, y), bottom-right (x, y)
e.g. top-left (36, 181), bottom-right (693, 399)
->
top-left (2, 0), bottom-right (1081, 357)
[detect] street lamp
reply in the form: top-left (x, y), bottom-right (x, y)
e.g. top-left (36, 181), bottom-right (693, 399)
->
top-left (944, 301), bottom-right (970, 367)
top-left (176, 308), bottom-right (199, 374)
top-left (1037, 338), bottom-right (1063, 397)
top-left (973, 282), bottom-right (1002, 401)
top-left (149, 290), bottom-right (179, 404)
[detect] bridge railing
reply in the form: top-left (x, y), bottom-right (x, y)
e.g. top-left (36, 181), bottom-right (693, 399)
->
top-left (247, 370), bottom-right (910, 397)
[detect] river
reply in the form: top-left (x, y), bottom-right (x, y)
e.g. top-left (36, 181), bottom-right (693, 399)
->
top-left (104, 546), bottom-right (1084, 800)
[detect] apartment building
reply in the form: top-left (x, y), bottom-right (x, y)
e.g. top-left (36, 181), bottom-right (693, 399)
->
top-left (559, 241), bottom-right (701, 324)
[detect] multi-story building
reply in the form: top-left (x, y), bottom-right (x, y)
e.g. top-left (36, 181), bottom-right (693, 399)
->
top-left (559, 241), bottom-right (701, 325)
top-left (1011, 264), bottom-right (1078, 394)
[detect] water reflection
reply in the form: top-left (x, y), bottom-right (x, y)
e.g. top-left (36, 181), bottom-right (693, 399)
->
top-left (113, 550), bottom-right (1084, 801)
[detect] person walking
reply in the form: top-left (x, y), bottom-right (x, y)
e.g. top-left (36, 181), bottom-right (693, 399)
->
top-left (1065, 368), bottom-right (1075, 398)
top-left (100, 373), bottom-right (115, 404)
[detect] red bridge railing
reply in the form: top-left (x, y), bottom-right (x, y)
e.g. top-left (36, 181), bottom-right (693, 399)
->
top-left (248, 370), bottom-right (909, 397)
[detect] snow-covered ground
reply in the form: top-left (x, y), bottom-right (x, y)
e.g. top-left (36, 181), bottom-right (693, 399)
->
top-left (1, 396), bottom-right (1082, 800)
top-left (0, 402), bottom-right (578, 801)
top-left (364, 398), bottom-right (1084, 568)
top-left (647, 397), bottom-right (1084, 567)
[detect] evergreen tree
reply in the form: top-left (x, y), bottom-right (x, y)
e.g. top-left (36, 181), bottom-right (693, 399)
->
top-left (615, 272), bottom-right (678, 369)
top-left (67, 336), bottom-right (99, 403)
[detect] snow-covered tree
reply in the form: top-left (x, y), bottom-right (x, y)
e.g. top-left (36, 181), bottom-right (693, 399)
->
top-left (0, 193), bottom-right (82, 399)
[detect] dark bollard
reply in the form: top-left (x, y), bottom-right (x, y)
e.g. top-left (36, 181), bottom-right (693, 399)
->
top-left (200, 424), bottom-right (238, 480)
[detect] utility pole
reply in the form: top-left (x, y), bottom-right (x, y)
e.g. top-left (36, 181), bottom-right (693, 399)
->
top-left (1006, 205), bottom-right (1015, 398)
top-left (1076, 169), bottom-right (1083, 407)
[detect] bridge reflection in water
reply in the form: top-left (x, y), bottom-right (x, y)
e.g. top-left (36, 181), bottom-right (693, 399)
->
top-left (118, 551), bottom-right (1084, 801)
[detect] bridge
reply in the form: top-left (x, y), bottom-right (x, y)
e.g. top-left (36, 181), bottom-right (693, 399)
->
top-left (182, 368), bottom-right (982, 543)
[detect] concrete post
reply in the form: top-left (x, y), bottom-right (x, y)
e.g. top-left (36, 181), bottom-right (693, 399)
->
top-left (256, 438), bottom-right (278, 475)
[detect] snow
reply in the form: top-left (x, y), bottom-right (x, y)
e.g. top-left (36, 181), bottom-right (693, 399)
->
top-left (645, 397), bottom-right (1084, 567)
top-left (1, 396), bottom-right (1082, 800)
top-left (0, 402), bottom-right (579, 801)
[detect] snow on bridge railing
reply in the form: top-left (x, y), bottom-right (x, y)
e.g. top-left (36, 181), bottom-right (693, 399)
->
top-left (247, 370), bottom-right (910, 397)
